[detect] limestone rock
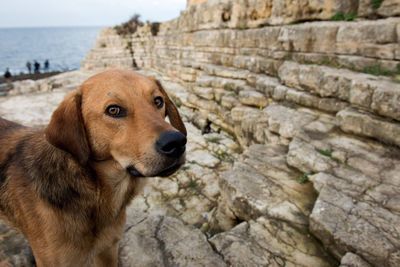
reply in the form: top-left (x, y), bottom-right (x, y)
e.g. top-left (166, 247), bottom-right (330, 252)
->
top-left (278, 61), bottom-right (400, 120)
top-left (287, 125), bottom-right (400, 267)
top-left (311, 187), bottom-right (400, 267)
top-left (337, 108), bottom-right (400, 147)
top-left (119, 213), bottom-right (226, 267)
top-left (238, 90), bottom-right (268, 108)
top-left (0, 90), bottom-right (67, 126)
top-left (287, 138), bottom-right (338, 174)
top-left (219, 144), bottom-right (317, 225)
top-left (187, 150), bottom-right (220, 167)
top-left (264, 104), bottom-right (317, 139)
top-left (340, 253), bottom-right (372, 267)
top-left (371, 83), bottom-right (400, 121)
top-left (209, 217), bottom-right (335, 267)
top-left (82, 28), bottom-right (134, 70)
top-left (378, 0), bottom-right (400, 17)
top-left (187, 0), bottom-right (207, 6)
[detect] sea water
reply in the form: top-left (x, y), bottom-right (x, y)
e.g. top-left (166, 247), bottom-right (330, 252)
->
top-left (0, 26), bottom-right (101, 75)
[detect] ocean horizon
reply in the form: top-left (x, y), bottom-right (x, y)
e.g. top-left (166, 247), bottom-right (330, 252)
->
top-left (0, 26), bottom-right (103, 75)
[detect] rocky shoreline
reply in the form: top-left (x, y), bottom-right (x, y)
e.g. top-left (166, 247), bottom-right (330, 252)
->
top-left (1, 0), bottom-right (400, 266)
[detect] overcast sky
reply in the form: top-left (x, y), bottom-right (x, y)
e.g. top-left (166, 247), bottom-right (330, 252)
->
top-left (0, 0), bottom-right (187, 28)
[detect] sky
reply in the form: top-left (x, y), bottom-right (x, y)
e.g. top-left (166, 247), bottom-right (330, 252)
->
top-left (0, 0), bottom-right (187, 28)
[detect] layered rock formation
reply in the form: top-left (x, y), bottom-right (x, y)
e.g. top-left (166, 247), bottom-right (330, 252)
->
top-left (0, 73), bottom-right (240, 266)
top-left (187, 0), bottom-right (207, 6)
top-left (0, 0), bottom-right (399, 266)
top-left (81, 0), bottom-right (400, 265)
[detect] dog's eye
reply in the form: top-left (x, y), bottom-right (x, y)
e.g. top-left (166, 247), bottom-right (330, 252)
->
top-left (154, 96), bottom-right (164, 109)
top-left (106, 105), bottom-right (126, 118)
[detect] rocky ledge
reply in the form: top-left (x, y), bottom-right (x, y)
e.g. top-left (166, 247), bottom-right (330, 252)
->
top-left (1, 0), bottom-right (400, 266)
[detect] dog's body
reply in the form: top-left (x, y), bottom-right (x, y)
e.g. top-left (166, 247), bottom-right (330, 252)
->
top-left (0, 70), bottom-right (187, 266)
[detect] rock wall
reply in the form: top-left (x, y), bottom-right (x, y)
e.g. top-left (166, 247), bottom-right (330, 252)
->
top-left (82, 28), bottom-right (134, 70)
top-left (82, 1), bottom-right (400, 266)
top-left (187, 0), bottom-right (207, 6)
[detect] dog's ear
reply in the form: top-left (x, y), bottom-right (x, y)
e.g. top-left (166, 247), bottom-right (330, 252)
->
top-left (155, 79), bottom-right (187, 136)
top-left (45, 89), bottom-right (90, 165)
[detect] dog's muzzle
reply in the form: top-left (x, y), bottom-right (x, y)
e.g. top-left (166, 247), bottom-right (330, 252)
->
top-left (126, 131), bottom-right (186, 178)
top-left (155, 131), bottom-right (186, 159)
top-left (126, 160), bottom-right (184, 178)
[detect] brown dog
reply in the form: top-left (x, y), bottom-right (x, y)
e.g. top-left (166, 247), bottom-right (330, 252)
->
top-left (0, 69), bottom-right (187, 266)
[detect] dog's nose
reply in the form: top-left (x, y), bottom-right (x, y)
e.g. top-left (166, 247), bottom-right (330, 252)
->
top-left (156, 131), bottom-right (187, 158)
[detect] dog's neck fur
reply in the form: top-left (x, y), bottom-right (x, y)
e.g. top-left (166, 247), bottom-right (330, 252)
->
top-left (16, 129), bottom-right (136, 229)
top-left (90, 160), bottom-right (138, 218)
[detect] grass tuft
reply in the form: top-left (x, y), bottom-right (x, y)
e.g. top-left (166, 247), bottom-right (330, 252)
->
top-left (298, 173), bottom-right (310, 184)
top-left (316, 148), bottom-right (333, 158)
top-left (331, 12), bottom-right (357, 21)
top-left (362, 64), bottom-right (397, 76)
top-left (206, 136), bottom-right (222, 143)
top-left (188, 179), bottom-right (199, 190)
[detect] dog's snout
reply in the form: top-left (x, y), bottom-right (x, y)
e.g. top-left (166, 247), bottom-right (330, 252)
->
top-left (156, 131), bottom-right (186, 158)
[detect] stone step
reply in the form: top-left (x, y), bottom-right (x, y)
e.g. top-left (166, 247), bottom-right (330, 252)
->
top-left (337, 108), bottom-right (400, 147)
top-left (196, 74), bottom-right (247, 92)
top-left (200, 64), bottom-right (251, 80)
top-left (132, 17), bottom-right (400, 74)
top-left (279, 61), bottom-right (400, 121)
top-left (231, 103), bottom-right (334, 146)
top-left (195, 68), bottom-right (350, 114)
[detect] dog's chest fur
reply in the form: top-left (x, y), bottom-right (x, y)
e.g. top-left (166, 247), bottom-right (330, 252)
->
top-left (0, 127), bottom-right (136, 264)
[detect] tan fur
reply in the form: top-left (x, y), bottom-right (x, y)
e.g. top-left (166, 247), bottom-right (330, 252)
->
top-left (0, 69), bottom-right (186, 266)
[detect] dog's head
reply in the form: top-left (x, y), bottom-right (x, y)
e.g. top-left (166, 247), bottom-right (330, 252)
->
top-left (45, 69), bottom-right (187, 178)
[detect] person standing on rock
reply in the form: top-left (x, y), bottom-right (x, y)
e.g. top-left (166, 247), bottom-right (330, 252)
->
top-left (3, 68), bottom-right (12, 81)
top-left (44, 59), bottom-right (49, 72)
top-left (34, 61), bottom-right (40, 74)
top-left (26, 61), bottom-right (32, 74)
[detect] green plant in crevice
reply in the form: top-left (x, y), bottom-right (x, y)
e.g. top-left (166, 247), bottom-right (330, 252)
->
top-left (362, 64), bottom-right (399, 77)
top-left (187, 179), bottom-right (200, 193)
top-left (331, 12), bottom-right (357, 21)
top-left (371, 0), bottom-right (383, 9)
top-left (214, 149), bottom-right (234, 163)
top-left (206, 136), bottom-right (222, 144)
top-left (298, 173), bottom-right (311, 184)
top-left (316, 148), bottom-right (333, 158)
